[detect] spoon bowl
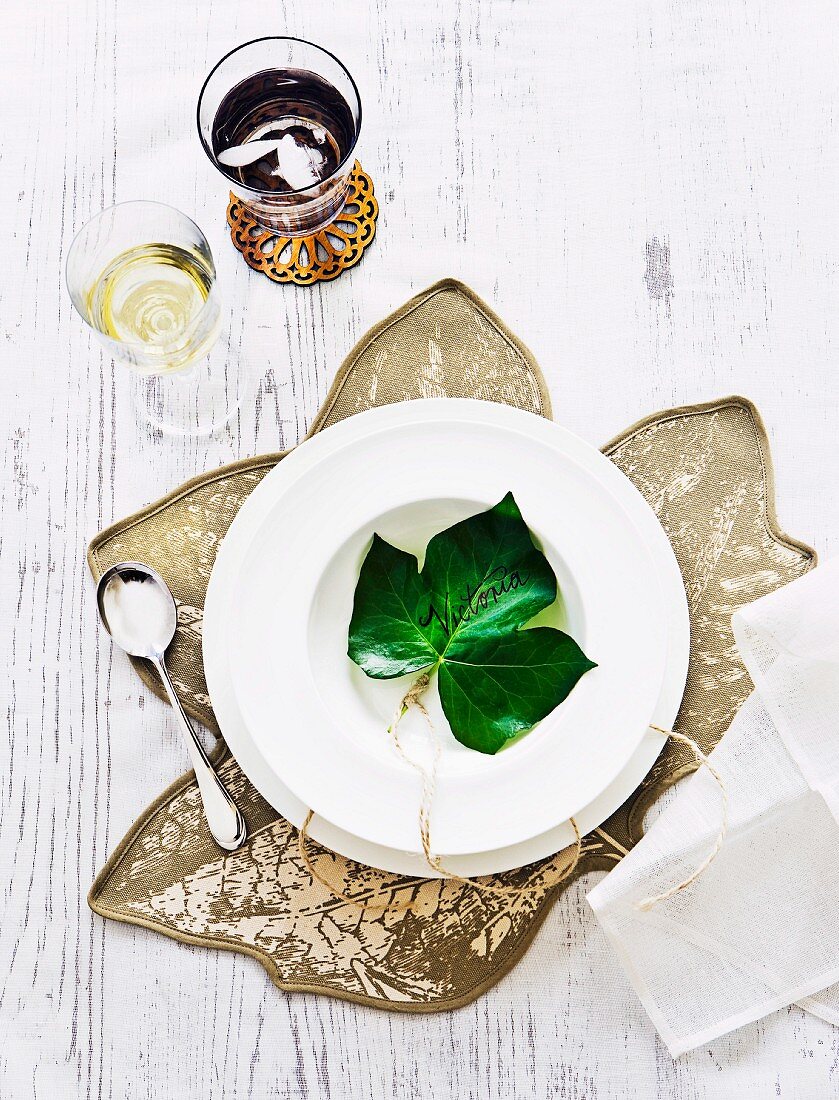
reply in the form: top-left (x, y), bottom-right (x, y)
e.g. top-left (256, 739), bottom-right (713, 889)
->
top-left (97, 562), bottom-right (177, 659)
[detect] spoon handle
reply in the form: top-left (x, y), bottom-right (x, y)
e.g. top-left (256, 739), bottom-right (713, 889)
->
top-left (151, 655), bottom-right (247, 851)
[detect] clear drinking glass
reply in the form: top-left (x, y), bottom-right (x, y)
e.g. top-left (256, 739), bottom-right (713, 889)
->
top-left (66, 201), bottom-right (242, 436)
top-left (197, 37), bottom-right (362, 237)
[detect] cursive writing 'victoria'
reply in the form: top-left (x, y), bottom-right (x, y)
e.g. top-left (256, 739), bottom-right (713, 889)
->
top-left (418, 565), bottom-right (529, 638)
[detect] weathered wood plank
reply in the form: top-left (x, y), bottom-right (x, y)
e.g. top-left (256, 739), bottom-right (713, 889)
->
top-left (2, 0), bottom-right (838, 1096)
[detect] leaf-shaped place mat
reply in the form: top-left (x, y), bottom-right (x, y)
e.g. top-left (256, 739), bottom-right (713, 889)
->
top-left (88, 280), bottom-right (815, 1011)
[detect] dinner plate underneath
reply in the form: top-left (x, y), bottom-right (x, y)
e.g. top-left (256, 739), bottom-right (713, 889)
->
top-left (228, 406), bottom-right (670, 854)
top-left (203, 400), bottom-right (690, 876)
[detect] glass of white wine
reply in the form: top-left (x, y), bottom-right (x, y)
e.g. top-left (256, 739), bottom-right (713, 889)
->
top-left (66, 201), bottom-right (242, 436)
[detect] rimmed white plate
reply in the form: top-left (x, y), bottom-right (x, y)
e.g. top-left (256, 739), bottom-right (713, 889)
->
top-left (229, 406), bottom-right (668, 853)
top-left (204, 400), bottom-right (689, 876)
top-left (213, 400), bottom-right (674, 856)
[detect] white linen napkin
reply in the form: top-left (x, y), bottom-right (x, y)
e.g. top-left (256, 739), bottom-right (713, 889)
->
top-left (587, 557), bottom-right (839, 1057)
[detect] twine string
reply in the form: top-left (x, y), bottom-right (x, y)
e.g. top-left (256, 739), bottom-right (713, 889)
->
top-left (634, 726), bottom-right (729, 912)
top-left (386, 673), bottom-right (581, 894)
top-left (297, 672), bottom-right (582, 910)
top-left (388, 672), bottom-right (440, 868)
top-left (298, 684), bottom-right (727, 915)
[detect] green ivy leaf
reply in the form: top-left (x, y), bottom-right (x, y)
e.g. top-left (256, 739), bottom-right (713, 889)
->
top-left (348, 492), bottom-right (596, 754)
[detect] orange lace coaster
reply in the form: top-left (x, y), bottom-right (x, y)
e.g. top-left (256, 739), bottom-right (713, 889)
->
top-left (226, 161), bottom-right (378, 285)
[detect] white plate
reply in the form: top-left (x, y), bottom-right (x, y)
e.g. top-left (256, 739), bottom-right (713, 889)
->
top-left (204, 400), bottom-right (690, 876)
top-left (218, 400), bottom-right (671, 855)
top-left (230, 406), bottom-right (669, 853)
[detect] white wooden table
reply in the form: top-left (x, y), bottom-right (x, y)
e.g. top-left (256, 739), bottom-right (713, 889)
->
top-left (3, 1), bottom-right (839, 1096)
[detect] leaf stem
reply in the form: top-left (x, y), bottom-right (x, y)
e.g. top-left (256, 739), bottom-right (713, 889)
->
top-left (387, 664), bottom-right (438, 733)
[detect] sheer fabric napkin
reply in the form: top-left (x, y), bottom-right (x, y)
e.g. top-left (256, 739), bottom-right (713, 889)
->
top-left (588, 558), bottom-right (839, 1056)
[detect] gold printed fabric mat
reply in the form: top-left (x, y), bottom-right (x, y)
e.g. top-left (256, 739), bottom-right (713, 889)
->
top-left (88, 279), bottom-right (814, 1011)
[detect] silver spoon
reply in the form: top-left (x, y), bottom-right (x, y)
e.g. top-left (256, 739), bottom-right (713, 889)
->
top-left (96, 561), bottom-right (247, 851)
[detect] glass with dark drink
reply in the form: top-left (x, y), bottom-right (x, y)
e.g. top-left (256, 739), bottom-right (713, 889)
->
top-left (197, 38), bottom-right (362, 237)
